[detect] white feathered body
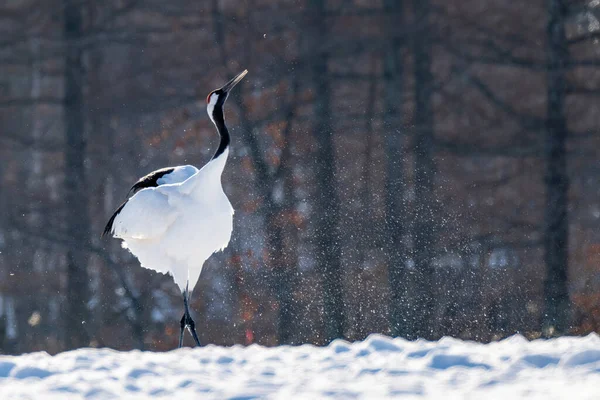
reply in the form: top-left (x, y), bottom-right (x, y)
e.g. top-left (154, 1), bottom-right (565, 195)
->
top-left (111, 149), bottom-right (233, 291)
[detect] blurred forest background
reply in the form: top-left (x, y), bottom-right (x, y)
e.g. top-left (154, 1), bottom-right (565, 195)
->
top-left (1, 0), bottom-right (600, 354)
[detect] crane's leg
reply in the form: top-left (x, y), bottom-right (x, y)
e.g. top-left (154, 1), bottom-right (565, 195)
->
top-left (178, 313), bottom-right (186, 348)
top-left (184, 287), bottom-right (202, 347)
top-left (178, 284), bottom-right (201, 348)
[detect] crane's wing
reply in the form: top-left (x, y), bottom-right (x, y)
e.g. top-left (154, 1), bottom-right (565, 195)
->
top-left (103, 165), bottom-right (199, 238)
top-left (103, 200), bottom-right (127, 237)
top-left (127, 165), bottom-right (198, 196)
top-left (104, 188), bottom-right (179, 239)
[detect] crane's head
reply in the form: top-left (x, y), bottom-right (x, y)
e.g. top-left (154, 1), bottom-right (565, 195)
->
top-left (206, 69), bottom-right (248, 121)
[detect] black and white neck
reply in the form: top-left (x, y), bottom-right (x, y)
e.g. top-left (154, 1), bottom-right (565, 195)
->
top-left (205, 69), bottom-right (248, 161)
top-left (207, 90), bottom-right (230, 160)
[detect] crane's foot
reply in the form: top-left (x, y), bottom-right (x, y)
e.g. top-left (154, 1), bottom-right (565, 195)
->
top-left (178, 312), bottom-right (201, 348)
top-left (185, 314), bottom-right (201, 347)
top-left (178, 286), bottom-right (201, 348)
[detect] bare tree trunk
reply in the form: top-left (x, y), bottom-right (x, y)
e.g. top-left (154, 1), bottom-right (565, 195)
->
top-left (308, 0), bottom-right (345, 342)
top-left (542, 0), bottom-right (571, 335)
top-left (352, 57), bottom-right (378, 340)
top-left (271, 86), bottom-right (300, 344)
top-left (411, 0), bottom-right (436, 340)
top-left (63, 0), bottom-right (90, 349)
top-left (266, 205), bottom-right (295, 343)
top-left (383, 0), bottom-right (410, 338)
top-left (211, 0), bottom-right (300, 344)
top-left (0, 162), bottom-right (6, 353)
top-left (231, 93), bottom-right (300, 344)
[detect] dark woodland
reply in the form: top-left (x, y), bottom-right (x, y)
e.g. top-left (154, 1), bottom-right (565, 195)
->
top-left (1, 0), bottom-right (600, 353)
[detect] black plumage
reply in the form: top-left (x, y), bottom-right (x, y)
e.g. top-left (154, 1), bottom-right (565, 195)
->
top-left (127, 167), bottom-right (176, 196)
top-left (102, 200), bottom-right (127, 237)
top-left (102, 167), bottom-right (177, 237)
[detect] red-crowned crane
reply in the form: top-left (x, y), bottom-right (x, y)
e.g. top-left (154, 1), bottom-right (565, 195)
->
top-left (103, 70), bottom-right (248, 347)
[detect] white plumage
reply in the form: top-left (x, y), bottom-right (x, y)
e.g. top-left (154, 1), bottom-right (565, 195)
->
top-left (104, 70), bottom-right (247, 293)
top-left (155, 165), bottom-right (198, 186)
top-left (104, 70), bottom-right (247, 347)
top-left (111, 149), bottom-right (233, 291)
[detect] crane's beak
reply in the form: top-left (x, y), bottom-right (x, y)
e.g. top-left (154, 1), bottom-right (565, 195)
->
top-left (220, 69), bottom-right (248, 93)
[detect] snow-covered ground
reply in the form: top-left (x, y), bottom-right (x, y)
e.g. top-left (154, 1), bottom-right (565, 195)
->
top-left (1, 334), bottom-right (599, 399)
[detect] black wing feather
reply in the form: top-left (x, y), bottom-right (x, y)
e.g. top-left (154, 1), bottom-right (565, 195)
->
top-left (102, 200), bottom-right (128, 237)
top-left (103, 167), bottom-right (176, 238)
top-left (127, 167), bottom-right (176, 197)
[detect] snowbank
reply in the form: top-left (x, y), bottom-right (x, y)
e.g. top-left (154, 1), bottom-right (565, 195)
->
top-left (1, 334), bottom-right (599, 399)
